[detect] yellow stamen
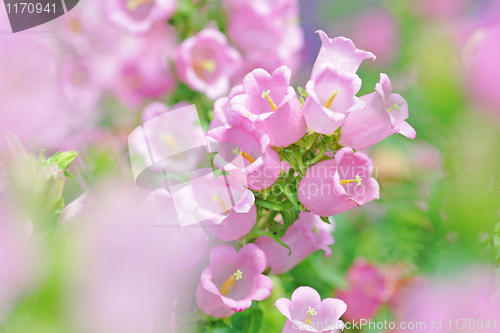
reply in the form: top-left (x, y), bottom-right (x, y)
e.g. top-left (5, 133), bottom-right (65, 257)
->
top-left (311, 226), bottom-right (320, 234)
top-left (212, 193), bottom-right (230, 214)
top-left (305, 307), bottom-right (317, 325)
top-left (233, 147), bottom-right (256, 164)
top-left (126, 0), bottom-right (153, 10)
top-left (324, 89), bottom-right (340, 109)
top-left (161, 133), bottom-right (179, 151)
top-left (219, 270), bottom-right (243, 296)
top-left (340, 175), bottom-right (362, 186)
top-left (387, 103), bottom-right (399, 112)
top-left (261, 90), bottom-right (278, 112)
top-left (200, 59), bottom-right (216, 73)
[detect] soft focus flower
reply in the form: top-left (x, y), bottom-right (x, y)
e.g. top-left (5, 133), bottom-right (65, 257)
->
top-left (209, 85), bottom-right (244, 130)
top-left (303, 63), bottom-right (364, 134)
top-left (61, 56), bottom-right (101, 124)
top-left (0, 34), bottom-right (69, 149)
top-left (0, 209), bottom-right (39, 323)
top-left (336, 259), bottom-right (388, 321)
top-left (0, 131), bottom-right (36, 196)
top-left (255, 212), bottom-right (335, 275)
top-left (175, 28), bottom-right (242, 99)
top-left (311, 30), bottom-right (375, 79)
top-left (106, 0), bottom-right (177, 33)
top-left (224, 0), bottom-right (304, 82)
top-left (231, 66), bottom-right (307, 147)
top-left (465, 24), bottom-right (500, 116)
top-left (196, 244), bottom-right (273, 318)
top-left (397, 267), bottom-right (500, 331)
top-left (178, 168), bottom-right (256, 241)
top-left (339, 73), bottom-right (416, 151)
top-left (204, 116), bottom-right (281, 191)
top-left (65, 183), bottom-right (207, 333)
top-left (298, 148), bottom-right (380, 217)
top-left (347, 9), bottom-right (399, 67)
top-left (110, 25), bottom-right (177, 107)
top-left (275, 286), bottom-right (346, 332)
top-left (413, 0), bottom-right (471, 19)
top-left (129, 102), bottom-right (205, 175)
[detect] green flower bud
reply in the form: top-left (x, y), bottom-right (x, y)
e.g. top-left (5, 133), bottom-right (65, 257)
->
top-left (46, 151), bottom-right (78, 171)
top-left (32, 163), bottom-right (65, 213)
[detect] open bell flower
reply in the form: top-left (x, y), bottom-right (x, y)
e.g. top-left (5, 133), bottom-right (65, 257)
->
top-left (303, 63), bottom-right (365, 134)
top-left (106, 0), bottom-right (177, 33)
top-left (175, 28), bottom-right (242, 100)
top-left (275, 286), bottom-right (346, 332)
top-left (230, 66), bottom-right (307, 147)
top-left (255, 212), bottom-right (335, 275)
top-left (204, 116), bottom-right (281, 191)
top-left (311, 30), bottom-right (375, 79)
top-left (196, 244), bottom-right (273, 318)
top-left (298, 147), bottom-right (380, 217)
top-left (339, 73), bottom-right (416, 151)
top-left (179, 168), bottom-right (256, 241)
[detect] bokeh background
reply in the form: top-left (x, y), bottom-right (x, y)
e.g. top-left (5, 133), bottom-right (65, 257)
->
top-left (0, 0), bottom-right (500, 332)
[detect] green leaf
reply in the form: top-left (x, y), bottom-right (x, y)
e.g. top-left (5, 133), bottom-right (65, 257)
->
top-left (255, 198), bottom-right (293, 211)
top-left (64, 171), bottom-right (74, 179)
top-left (247, 230), bottom-right (291, 255)
top-left (222, 316), bottom-right (232, 328)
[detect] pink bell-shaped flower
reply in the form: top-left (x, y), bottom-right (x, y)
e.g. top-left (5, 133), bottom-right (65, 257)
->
top-left (275, 286), bottom-right (346, 332)
top-left (298, 148), bottom-right (380, 216)
top-left (339, 73), bottom-right (416, 151)
top-left (196, 244), bottom-right (273, 318)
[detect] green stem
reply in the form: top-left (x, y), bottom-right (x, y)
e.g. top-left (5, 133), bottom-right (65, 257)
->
top-left (293, 149), bottom-right (305, 177)
top-left (258, 210), bottom-right (278, 230)
top-left (308, 147), bottom-right (327, 166)
top-left (283, 151), bottom-right (297, 168)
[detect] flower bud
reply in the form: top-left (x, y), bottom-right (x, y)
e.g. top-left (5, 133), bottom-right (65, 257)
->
top-left (32, 163), bottom-right (65, 213)
top-left (47, 151), bottom-right (78, 171)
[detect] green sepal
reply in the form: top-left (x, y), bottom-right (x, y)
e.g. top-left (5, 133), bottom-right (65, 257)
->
top-left (255, 198), bottom-right (293, 211)
top-left (47, 151), bottom-right (78, 170)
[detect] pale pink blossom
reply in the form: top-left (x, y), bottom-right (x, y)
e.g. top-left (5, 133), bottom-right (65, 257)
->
top-left (339, 73), bottom-right (416, 151)
top-left (204, 117), bottom-right (281, 191)
top-left (298, 148), bottom-right (380, 217)
top-left (275, 286), bottom-right (346, 332)
top-left (311, 30), bottom-right (375, 79)
top-left (303, 64), bottom-right (364, 134)
top-left (176, 28), bottom-right (242, 99)
top-left (230, 66), bottom-right (307, 147)
top-left (196, 244), bottom-right (273, 318)
top-left (106, 0), bottom-right (177, 33)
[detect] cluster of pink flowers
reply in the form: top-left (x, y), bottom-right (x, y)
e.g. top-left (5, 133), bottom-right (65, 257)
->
top-left (175, 30), bottom-right (417, 330)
